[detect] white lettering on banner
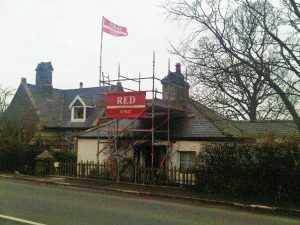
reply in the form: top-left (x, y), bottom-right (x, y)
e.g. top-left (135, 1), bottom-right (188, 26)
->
top-left (117, 97), bottom-right (122, 104)
top-left (106, 91), bottom-right (146, 118)
top-left (120, 109), bottom-right (132, 114)
top-left (116, 96), bottom-right (136, 105)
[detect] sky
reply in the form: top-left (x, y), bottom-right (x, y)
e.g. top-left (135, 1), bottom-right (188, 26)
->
top-left (0, 0), bottom-right (183, 93)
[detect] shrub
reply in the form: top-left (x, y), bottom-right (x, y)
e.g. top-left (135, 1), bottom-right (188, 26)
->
top-left (196, 136), bottom-right (300, 202)
top-left (0, 143), bottom-right (43, 174)
top-left (53, 150), bottom-right (77, 163)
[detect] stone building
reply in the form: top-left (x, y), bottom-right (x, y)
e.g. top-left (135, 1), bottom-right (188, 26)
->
top-left (6, 62), bottom-right (121, 151)
top-left (6, 62), bottom-right (298, 168)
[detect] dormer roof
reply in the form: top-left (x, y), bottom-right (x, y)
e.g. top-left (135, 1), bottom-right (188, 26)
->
top-left (69, 95), bottom-right (95, 109)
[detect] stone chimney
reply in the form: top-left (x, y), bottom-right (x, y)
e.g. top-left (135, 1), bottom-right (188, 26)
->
top-left (35, 62), bottom-right (53, 87)
top-left (79, 82), bottom-right (83, 89)
top-left (161, 63), bottom-right (190, 101)
top-left (21, 77), bottom-right (27, 83)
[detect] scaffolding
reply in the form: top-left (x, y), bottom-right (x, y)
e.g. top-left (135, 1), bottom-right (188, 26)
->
top-left (96, 52), bottom-right (189, 181)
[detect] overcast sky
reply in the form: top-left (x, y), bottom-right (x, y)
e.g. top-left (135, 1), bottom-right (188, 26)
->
top-left (0, 0), bottom-right (183, 92)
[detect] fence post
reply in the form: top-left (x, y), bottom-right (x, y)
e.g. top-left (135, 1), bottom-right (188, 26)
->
top-left (173, 165), bottom-right (177, 184)
top-left (92, 161), bottom-right (95, 178)
top-left (78, 161), bottom-right (81, 177)
top-left (67, 162), bottom-right (70, 176)
top-left (72, 162), bottom-right (75, 177)
top-left (76, 162), bottom-right (78, 177)
top-left (134, 161), bottom-right (137, 184)
top-left (186, 168), bottom-right (189, 187)
top-left (96, 161), bottom-right (99, 178)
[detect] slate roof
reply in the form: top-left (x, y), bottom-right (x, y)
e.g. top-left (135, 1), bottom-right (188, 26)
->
top-left (23, 84), bottom-right (63, 127)
top-left (234, 120), bottom-right (299, 137)
top-left (79, 99), bottom-right (241, 139)
top-left (80, 96), bottom-right (95, 107)
top-left (170, 102), bottom-right (227, 138)
top-left (80, 119), bottom-right (142, 138)
top-left (18, 81), bottom-right (298, 139)
top-left (170, 100), bottom-right (244, 139)
top-left (78, 99), bottom-right (298, 140)
top-left (22, 83), bottom-right (117, 129)
top-left (60, 87), bottom-right (108, 128)
top-left (190, 100), bottom-right (242, 137)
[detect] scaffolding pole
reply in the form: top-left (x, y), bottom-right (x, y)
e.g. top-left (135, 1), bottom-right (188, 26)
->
top-left (96, 56), bottom-right (189, 175)
top-left (151, 51), bottom-right (155, 168)
top-left (99, 17), bottom-right (104, 87)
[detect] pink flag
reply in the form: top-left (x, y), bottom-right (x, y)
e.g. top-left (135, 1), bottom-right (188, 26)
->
top-left (102, 17), bottom-right (128, 37)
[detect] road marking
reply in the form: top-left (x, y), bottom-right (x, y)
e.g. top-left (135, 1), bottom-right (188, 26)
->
top-left (0, 214), bottom-right (46, 225)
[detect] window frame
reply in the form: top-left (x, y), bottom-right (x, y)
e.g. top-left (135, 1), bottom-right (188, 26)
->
top-left (71, 105), bottom-right (86, 122)
top-left (179, 151), bottom-right (196, 171)
top-left (69, 96), bottom-right (86, 122)
top-left (69, 95), bottom-right (95, 123)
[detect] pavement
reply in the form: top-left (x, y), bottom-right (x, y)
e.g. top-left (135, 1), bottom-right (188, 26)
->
top-left (1, 173), bottom-right (300, 217)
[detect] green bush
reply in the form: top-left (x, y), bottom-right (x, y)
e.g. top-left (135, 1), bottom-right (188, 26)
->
top-left (0, 143), bottom-right (43, 174)
top-left (196, 137), bottom-right (300, 202)
top-left (0, 114), bottom-right (43, 174)
top-left (53, 150), bottom-right (77, 163)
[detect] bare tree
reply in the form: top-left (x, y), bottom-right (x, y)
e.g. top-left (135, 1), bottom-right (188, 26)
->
top-left (0, 84), bottom-right (14, 115)
top-left (164, 0), bottom-right (300, 131)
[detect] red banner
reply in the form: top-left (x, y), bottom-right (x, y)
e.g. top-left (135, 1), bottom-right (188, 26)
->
top-left (106, 91), bottom-right (146, 118)
top-left (103, 17), bottom-right (128, 37)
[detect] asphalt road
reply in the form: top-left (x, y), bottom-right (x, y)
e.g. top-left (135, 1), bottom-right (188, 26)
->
top-left (0, 178), bottom-right (299, 225)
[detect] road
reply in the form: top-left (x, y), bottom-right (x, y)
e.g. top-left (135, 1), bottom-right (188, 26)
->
top-left (0, 178), bottom-right (299, 225)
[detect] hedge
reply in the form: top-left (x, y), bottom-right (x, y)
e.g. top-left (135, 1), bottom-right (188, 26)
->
top-left (0, 143), bottom-right (43, 174)
top-left (196, 137), bottom-right (300, 202)
top-left (0, 144), bottom-right (76, 174)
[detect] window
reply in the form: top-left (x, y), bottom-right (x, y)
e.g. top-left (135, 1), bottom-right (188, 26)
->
top-left (179, 151), bottom-right (196, 170)
top-left (70, 99), bottom-right (86, 122)
top-left (69, 95), bottom-right (95, 122)
top-left (73, 107), bottom-right (84, 119)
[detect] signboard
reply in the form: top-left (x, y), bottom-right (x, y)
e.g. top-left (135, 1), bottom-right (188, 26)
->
top-left (106, 91), bottom-right (146, 118)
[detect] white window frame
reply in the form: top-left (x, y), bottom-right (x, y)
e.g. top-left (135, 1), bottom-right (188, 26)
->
top-left (179, 151), bottom-right (196, 171)
top-left (71, 106), bottom-right (86, 122)
top-left (69, 95), bottom-right (86, 122)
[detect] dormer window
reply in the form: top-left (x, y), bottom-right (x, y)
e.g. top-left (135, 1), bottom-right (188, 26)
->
top-left (74, 105), bottom-right (84, 119)
top-left (69, 95), bottom-right (95, 122)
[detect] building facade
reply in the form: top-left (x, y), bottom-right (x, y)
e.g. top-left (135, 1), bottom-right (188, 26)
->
top-left (6, 62), bottom-right (122, 151)
top-left (76, 63), bottom-right (298, 169)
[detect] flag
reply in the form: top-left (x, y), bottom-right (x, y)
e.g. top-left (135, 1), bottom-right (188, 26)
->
top-left (102, 17), bottom-right (128, 37)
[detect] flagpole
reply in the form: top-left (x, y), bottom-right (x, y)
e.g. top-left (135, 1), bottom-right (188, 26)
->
top-left (99, 16), bottom-right (104, 87)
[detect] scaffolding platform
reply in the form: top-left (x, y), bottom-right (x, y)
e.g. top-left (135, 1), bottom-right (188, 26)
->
top-left (96, 57), bottom-right (189, 174)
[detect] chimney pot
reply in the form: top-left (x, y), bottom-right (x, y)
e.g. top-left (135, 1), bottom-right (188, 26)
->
top-left (79, 82), bottom-right (83, 89)
top-left (21, 77), bottom-right (27, 83)
top-left (175, 63), bottom-right (181, 74)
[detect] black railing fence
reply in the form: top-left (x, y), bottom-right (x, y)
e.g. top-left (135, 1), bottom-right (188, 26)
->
top-left (52, 161), bottom-right (196, 188)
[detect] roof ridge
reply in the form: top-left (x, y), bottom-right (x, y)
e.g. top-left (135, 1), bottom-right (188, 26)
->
top-left (21, 83), bottom-right (42, 121)
top-left (234, 120), bottom-right (295, 123)
top-left (63, 86), bottom-right (113, 91)
top-left (189, 99), bottom-right (243, 137)
top-left (25, 83), bottom-right (63, 91)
